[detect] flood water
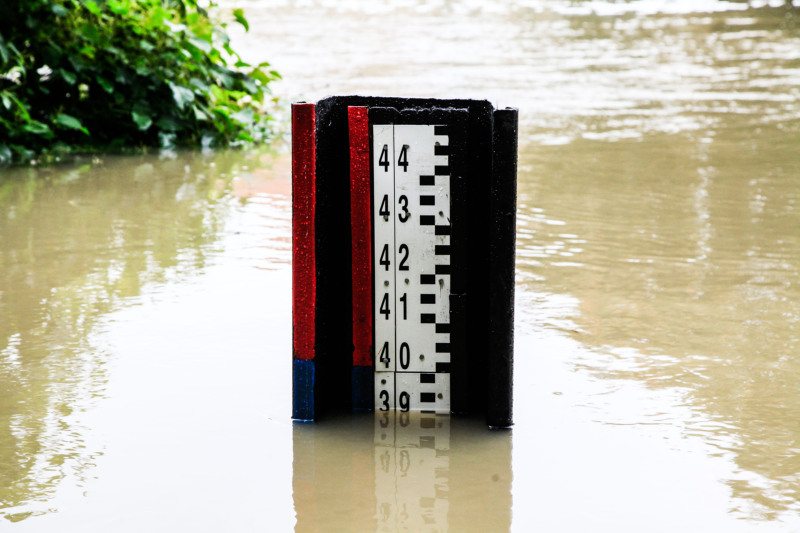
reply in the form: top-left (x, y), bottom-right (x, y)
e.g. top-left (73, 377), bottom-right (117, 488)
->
top-left (2, 0), bottom-right (800, 531)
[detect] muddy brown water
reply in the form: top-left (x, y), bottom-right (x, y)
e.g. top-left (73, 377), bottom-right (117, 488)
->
top-left (2, 1), bottom-right (799, 531)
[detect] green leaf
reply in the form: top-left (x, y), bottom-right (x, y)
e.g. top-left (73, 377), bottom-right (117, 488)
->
top-left (209, 84), bottom-right (226, 102)
top-left (164, 20), bottom-right (187, 33)
top-left (23, 121), bottom-right (53, 137)
top-left (107, 0), bottom-right (129, 15)
top-left (189, 78), bottom-right (210, 93)
top-left (55, 113), bottom-right (89, 135)
top-left (97, 76), bottom-right (114, 93)
top-left (236, 130), bottom-right (254, 143)
top-left (188, 37), bottom-right (212, 54)
top-left (78, 45), bottom-right (96, 60)
top-left (168, 82), bottom-right (195, 110)
top-left (114, 69), bottom-right (129, 84)
top-left (223, 41), bottom-right (236, 58)
top-left (158, 131), bottom-right (177, 149)
top-left (248, 69), bottom-right (272, 85)
top-left (233, 9), bottom-right (249, 32)
top-left (0, 144), bottom-right (12, 165)
top-left (156, 115), bottom-right (182, 132)
top-left (192, 105), bottom-right (209, 121)
top-left (212, 106), bottom-right (230, 119)
top-left (0, 37), bottom-right (9, 64)
top-left (10, 144), bottom-right (35, 162)
top-left (131, 111), bottom-right (152, 131)
top-left (84, 1), bottom-right (101, 16)
top-left (51, 3), bottom-right (69, 16)
top-left (216, 72), bottom-right (234, 90)
top-left (240, 77), bottom-right (258, 94)
top-left (230, 107), bottom-right (254, 125)
top-left (2, 91), bottom-right (31, 120)
top-left (60, 69), bottom-right (77, 85)
top-left (200, 133), bottom-right (216, 148)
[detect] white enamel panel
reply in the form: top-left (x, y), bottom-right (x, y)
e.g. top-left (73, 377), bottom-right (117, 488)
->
top-left (372, 124), bottom-right (395, 373)
top-left (374, 371), bottom-right (395, 413)
top-left (396, 372), bottom-right (451, 412)
top-left (373, 123), bottom-right (451, 412)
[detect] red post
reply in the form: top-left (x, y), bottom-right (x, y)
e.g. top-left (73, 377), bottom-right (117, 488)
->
top-left (292, 103), bottom-right (316, 362)
top-left (292, 103), bottom-right (316, 420)
top-left (349, 106), bottom-right (373, 408)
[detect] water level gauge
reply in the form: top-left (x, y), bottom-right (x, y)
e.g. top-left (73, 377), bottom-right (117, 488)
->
top-left (291, 96), bottom-right (517, 428)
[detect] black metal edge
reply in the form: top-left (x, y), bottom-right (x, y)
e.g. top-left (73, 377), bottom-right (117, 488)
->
top-left (461, 103), bottom-right (494, 417)
top-left (312, 102), bottom-right (354, 416)
top-left (487, 107), bottom-right (518, 428)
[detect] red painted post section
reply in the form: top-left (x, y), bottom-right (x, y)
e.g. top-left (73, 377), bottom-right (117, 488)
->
top-left (292, 103), bottom-right (316, 362)
top-left (349, 106), bottom-right (372, 368)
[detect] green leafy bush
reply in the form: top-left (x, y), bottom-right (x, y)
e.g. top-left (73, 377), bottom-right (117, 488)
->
top-left (0, 0), bottom-right (280, 165)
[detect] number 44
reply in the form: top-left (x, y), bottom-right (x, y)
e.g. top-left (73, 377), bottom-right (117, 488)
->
top-left (377, 144), bottom-right (410, 172)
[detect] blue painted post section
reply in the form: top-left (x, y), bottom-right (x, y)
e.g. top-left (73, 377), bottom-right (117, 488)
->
top-left (293, 359), bottom-right (315, 421)
top-left (351, 366), bottom-right (373, 411)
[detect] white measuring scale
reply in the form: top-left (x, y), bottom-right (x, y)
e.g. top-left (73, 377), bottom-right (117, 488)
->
top-left (373, 124), bottom-right (452, 412)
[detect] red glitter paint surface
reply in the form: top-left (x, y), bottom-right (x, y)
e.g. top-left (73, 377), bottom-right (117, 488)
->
top-left (349, 107), bottom-right (373, 367)
top-left (292, 103), bottom-right (316, 361)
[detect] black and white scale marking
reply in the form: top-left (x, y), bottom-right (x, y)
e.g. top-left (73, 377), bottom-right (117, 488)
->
top-left (373, 124), bottom-right (451, 412)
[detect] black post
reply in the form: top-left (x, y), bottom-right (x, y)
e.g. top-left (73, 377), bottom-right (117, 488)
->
top-left (487, 108), bottom-right (518, 428)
